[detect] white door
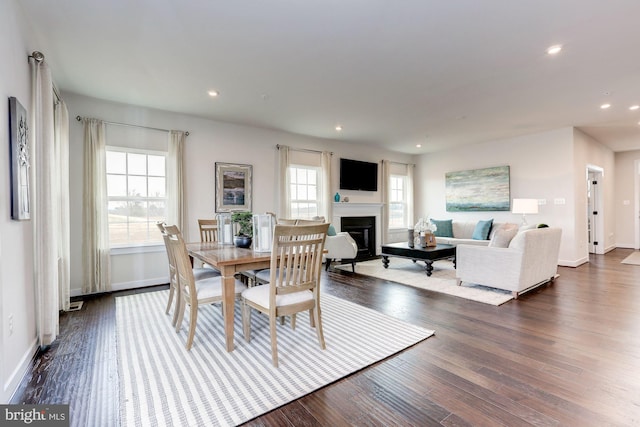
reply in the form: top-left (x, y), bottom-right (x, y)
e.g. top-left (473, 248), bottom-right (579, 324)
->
top-left (587, 172), bottom-right (598, 253)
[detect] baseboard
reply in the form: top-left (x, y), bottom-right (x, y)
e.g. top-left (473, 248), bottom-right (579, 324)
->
top-left (3, 338), bottom-right (38, 404)
top-left (558, 257), bottom-right (588, 267)
top-left (71, 276), bottom-right (168, 297)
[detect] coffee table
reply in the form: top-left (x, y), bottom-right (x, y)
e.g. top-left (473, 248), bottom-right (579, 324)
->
top-left (381, 242), bottom-right (456, 276)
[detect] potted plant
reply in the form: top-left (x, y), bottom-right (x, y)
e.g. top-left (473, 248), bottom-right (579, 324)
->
top-left (231, 211), bottom-right (253, 248)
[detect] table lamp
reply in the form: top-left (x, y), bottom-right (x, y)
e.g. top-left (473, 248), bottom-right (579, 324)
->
top-left (512, 198), bottom-right (538, 226)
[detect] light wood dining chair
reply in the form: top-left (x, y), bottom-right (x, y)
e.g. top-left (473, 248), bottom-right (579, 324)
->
top-left (241, 223), bottom-right (329, 367)
top-left (164, 224), bottom-right (247, 350)
top-left (198, 218), bottom-right (219, 243)
top-left (157, 222), bottom-right (220, 327)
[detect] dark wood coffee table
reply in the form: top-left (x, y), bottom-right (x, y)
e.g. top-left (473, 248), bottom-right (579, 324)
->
top-left (381, 242), bottom-right (456, 276)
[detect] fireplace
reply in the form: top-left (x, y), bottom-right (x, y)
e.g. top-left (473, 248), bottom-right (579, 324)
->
top-left (341, 216), bottom-right (376, 260)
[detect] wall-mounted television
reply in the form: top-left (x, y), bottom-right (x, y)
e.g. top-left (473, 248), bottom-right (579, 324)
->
top-left (339, 158), bottom-right (378, 191)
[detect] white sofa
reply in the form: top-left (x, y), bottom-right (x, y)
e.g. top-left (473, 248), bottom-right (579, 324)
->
top-left (455, 227), bottom-right (562, 298)
top-left (435, 220), bottom-right (514, 247)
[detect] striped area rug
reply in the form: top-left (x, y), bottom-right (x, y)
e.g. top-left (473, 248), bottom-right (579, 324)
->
top-left (116, 290), bottom-right (434, 426)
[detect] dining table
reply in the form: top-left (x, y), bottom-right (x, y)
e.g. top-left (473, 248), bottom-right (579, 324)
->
top-left (185, 242), bottom-right (272, 352)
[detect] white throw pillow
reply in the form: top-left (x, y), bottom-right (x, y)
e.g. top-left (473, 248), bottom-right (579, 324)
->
top-left (488, 224), bottom-right (519, 248)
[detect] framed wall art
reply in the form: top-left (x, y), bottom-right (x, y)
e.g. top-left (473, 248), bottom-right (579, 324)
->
top-left (445, 165), bottom-right (510, 212)
top-left (215, 162), bottom-right (252, 212)
top-left (8, 96), bottom-right (30, 220)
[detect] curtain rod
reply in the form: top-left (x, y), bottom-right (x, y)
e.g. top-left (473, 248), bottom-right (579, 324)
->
top-left (384, 160), bottom-right (415, 167)
top-left (276, 144), bottom-right (333, 155)
top-left (76, 115), bottom-right (189, 136)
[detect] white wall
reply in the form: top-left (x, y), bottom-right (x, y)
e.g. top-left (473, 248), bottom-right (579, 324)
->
top-left (64, 92), bottom-right (412, 295)
top-left (414, 127), bottom-right (615, 266)
top-left (614, 149), bottom-right (640, 248)
top-left (0, 0), bottom-right (38, 403)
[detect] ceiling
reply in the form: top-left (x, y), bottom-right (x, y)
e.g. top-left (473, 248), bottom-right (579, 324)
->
top-left (18, 0), bottom-right (640, 154)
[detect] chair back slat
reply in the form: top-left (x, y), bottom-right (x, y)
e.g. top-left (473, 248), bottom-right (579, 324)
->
top-left (198, 219), bottom-right (219, 242)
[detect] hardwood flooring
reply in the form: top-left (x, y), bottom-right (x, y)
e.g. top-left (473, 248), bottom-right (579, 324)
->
top-left (12, 249), bottom-right (640, 426)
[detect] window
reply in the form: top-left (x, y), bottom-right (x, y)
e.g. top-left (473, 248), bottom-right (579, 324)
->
top-left (106, 147), bottom-right (167, 247)
top-left (289, 165), bottom-right (320, 219)
top-left (389, 175), bottom-right (407, 228)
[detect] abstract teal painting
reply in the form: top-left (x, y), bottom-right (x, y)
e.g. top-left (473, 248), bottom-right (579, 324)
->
top-left (445, 166), bottom-right (510, 211)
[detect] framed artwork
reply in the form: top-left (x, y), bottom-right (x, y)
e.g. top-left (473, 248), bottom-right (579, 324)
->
top-left (445, 165), bottom-right (510, 212)
top-left (8, 97), bottom-right (30, 220)
top-left (215, 162), bottom-right (252, 212)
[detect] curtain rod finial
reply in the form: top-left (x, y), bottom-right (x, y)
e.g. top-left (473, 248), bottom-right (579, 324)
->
top-left (30, 51), bottom-right (45, 62)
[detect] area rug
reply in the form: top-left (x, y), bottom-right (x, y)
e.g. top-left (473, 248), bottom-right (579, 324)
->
top-left (621, 251), bottom-right (640, 265)
top-left (116, 290), bottom-right (434, 426)
top-left (336, 258), bottom-right (514, 305)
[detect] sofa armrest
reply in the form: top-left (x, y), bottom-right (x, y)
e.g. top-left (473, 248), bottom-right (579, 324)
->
top-left (456, 244), bottom-right (523, 291)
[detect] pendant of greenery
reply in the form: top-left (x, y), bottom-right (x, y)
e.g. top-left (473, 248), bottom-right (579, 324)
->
top-left (231, 211), bottom-right (253, 237)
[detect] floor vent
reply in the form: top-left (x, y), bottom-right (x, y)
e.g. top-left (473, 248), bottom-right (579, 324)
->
top-left (67, 301), bottom-right (84, 312)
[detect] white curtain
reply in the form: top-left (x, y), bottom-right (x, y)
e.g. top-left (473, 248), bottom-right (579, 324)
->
top-left (278, 145), bottom-right (291, 218)
top-left (54, 100), bottom-right (71, 311)
top-left (167, 130), bottom-right (185, 232)
top-left (406, 163), bottom-right (415, 227)
top-left (82, 118), bottom-right (111, 294)
top-left (30, 58), bottom-right (59, 347)
top-left (381, 160), bottom-right (391, 244)
top-left (320, 151), bottom-right (332, 221)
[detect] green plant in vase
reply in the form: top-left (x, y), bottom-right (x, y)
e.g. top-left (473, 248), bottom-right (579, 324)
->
top-left (231, 211), bottom-right (253, 248)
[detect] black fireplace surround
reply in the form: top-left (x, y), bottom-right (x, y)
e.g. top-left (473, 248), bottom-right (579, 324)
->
top-left (340, 216), bottom-right (376, 261)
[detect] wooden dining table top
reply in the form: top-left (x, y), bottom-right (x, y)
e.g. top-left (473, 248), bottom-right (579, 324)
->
top-left (185, 242), bottom-right (273, 270)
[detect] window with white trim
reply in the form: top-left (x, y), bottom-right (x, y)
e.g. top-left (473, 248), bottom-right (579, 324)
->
top-left (289, 165), bottom-right (320, 219)
top-left (389, 175), bottom-right (407, 228)
top-left (106, 147), bottom-right (167, 247)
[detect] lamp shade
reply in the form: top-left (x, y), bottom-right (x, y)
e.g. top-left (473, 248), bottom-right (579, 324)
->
top-left (512, 198), bottom-right (539, 214)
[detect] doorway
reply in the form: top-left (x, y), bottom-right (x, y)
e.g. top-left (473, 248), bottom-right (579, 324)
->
top-left (587, 166), bottom-right (604, 255)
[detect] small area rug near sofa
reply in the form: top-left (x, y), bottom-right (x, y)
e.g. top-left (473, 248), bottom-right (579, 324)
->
top-left (621, 251), bottom-right (640, 265)
top-left (116, 290), bottom-right (434, 427)
top-left (336, 258), bottom-right (514, 306)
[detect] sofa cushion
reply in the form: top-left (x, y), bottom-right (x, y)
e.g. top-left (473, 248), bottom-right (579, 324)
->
top-left (472, 219), bottom-right (493, 240)
top-left (488, 224), bottom-right (519, 248)
top-left (327, 224), bottom-right (337, 236)
top-left (432, 219), bottom-right (453, 237)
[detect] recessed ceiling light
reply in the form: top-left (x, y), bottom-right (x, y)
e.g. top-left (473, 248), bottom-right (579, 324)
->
top-left (600, 103), bottom-right (611, 109)
top-left (630, 105), bottom-right (640, 110)
top-left (546, 45), bottom-right (562, 55)
top-left (335, 125), bottom-right (342, 132)
top-left (208, 90), bottom-right (219, 97)
top-left (416, 144), bottom-right (422, 148)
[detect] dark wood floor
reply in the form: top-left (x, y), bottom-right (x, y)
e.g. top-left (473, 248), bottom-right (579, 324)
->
top-left (12, 249), bottom-right (640, 426)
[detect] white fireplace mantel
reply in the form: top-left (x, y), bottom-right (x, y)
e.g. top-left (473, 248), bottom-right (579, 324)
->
top-left (332, 202), bottom-right (383, 255)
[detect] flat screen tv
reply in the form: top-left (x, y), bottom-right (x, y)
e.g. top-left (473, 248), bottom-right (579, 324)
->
top-left (339, 158), bottom-right (378, 191)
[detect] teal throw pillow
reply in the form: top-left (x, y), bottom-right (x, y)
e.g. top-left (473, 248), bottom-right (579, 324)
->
top-left (327, 224), bottom-right (337, 236)
top-left (432, 219), bottom-right (453, 237)
top-left (472, 219), bottom-right (494, 240)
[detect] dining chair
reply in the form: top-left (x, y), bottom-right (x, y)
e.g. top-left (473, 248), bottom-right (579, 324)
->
top-left (198, 218), bottom-right (218, 243)
top-left (253, 216), bottom-right (327, 285)
top-left (164, 224), bottom-right (247, 350)
top-left (197, 218), bottom-right (224, 271)
top-left (241, 223), bottom-right (330, 367)
top-left (156, 222), bottom-right (220, 327)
